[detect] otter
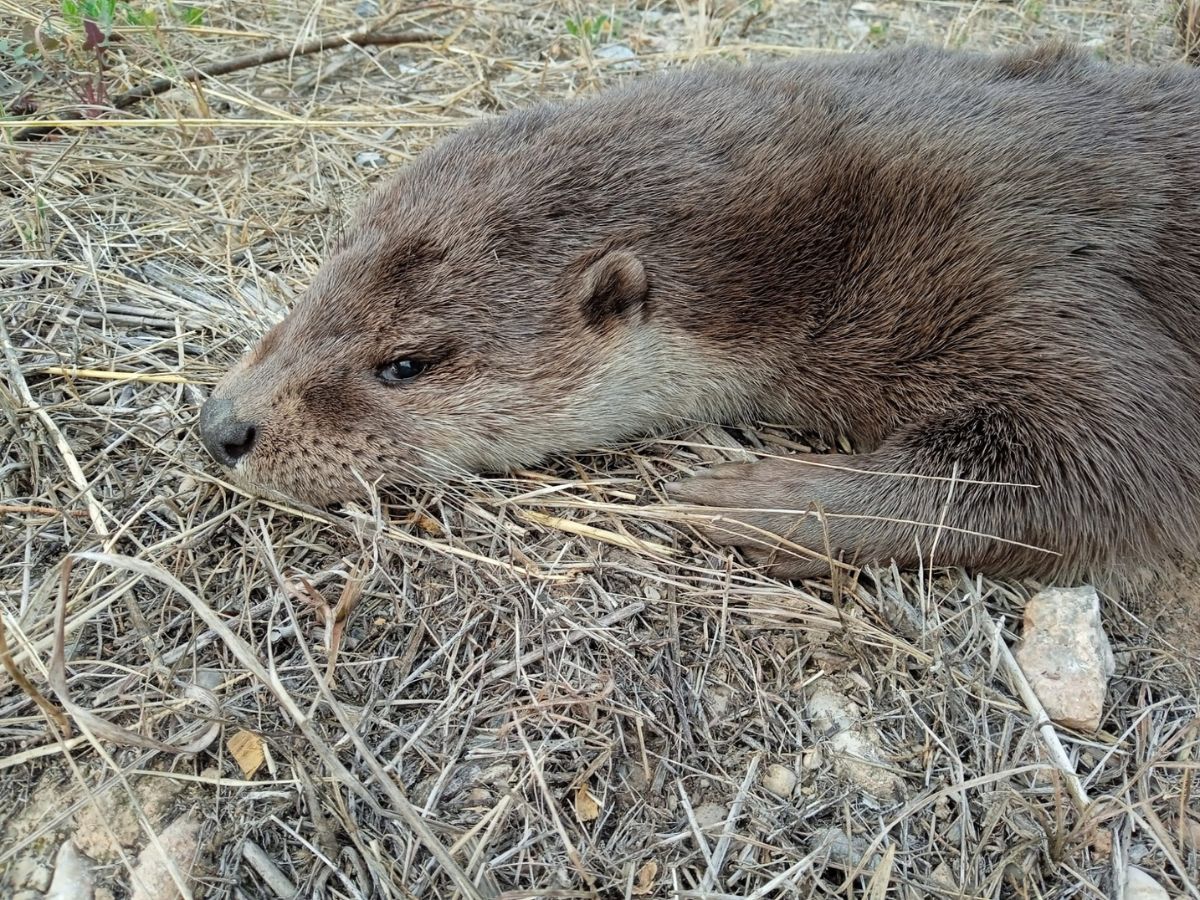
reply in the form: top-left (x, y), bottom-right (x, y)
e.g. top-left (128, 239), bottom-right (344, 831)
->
top-left (198, 42), bottom-right (1200, 582)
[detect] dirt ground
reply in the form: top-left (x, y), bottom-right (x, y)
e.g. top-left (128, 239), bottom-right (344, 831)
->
top-left (1, 1), bottom-right (1198, 898)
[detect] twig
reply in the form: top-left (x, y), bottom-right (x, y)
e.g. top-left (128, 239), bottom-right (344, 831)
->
top-left (484, 602), bottom-right (645, 683)
top-left (0, 315), bottom-right (155, 646)
top-left (700, 754), bottom-right (761, 892)
top-left (0, 611), bottom-right (70, 735)
top-left (241, 841), bottom-right (297, 898)
top-left (0, 735), bottom-right (90, 771)
top-left (49, 558), bottom-right (220, 755)
top-left (40, 366), bottom-right (195, 384)
top-left (13, 28), bottom-right (443, 140)
top-left (981, 613), bottom-right (1091, 811)
top-left (0, 317), bottom-right (111, 544)
top-left (0, 503), bottom-right (90, 518)
top-left (513, 715), bottom-right (597, 892)
top-left (519, 508), bottom-right (677, 557)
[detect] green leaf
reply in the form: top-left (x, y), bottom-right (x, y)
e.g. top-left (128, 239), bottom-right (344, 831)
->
top-left (61, 0), bottom-right (82, 26)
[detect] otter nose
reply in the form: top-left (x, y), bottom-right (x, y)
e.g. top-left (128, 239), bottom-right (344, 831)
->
top-left (198, 397), bottom-right (259, 468)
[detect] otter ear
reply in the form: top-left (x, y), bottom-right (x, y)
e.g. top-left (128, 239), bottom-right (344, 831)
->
top-left (574, 249), bottom-right (648, 325)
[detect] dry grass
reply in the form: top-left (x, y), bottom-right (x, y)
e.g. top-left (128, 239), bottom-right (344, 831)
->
top-left (2, 1), bottom-right (1199, 897)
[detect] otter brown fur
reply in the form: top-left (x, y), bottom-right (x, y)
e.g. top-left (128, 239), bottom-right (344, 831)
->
top-left (199, 42), bottom-right (1200, 582)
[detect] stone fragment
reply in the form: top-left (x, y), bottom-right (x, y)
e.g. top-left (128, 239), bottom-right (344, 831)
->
top-left (762, 763), bottom-right (798, 798)
top-left (807, 683), bottom-right (903, 799)
top-left (1123, 865), bottom-right (1170, 899)
top-left (45, 840), bottom-right (94, 900)
top-left (129, 813), bottom-right (203, 900)
top-left (1014, 586), bottom-right (1115, 732)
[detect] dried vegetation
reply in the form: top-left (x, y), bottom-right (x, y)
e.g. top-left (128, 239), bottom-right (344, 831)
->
top-left (1, 1), bottom-right (1198, 897)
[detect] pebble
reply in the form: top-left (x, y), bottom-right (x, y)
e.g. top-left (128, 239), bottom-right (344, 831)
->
top-left (761, 763), bottom-right (797, 798)
top-left (693, 802), bottom-right (727, 829)
top-left (809, 827), bottom-right (880, 871)
top-left (1123, 865), bottom-right (1170, 899)
top-left (1014, 586), bottom-right (1114, 731)
top-left (354, 151), bottom-right (387, 169)
top-left (594, 43), bottom-right (639, 71)
top-left (129, 812), bottom-right (203, 900)
top-left (806, 682), bottom-right (904, 799)
top-left (45, 840), bottom-right (95, 900)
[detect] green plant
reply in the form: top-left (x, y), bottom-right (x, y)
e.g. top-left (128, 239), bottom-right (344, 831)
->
top-left (565, 13), bottom-right (618, 44)
top-left (60, 0), bottom-right (119, 31)
top-left (182, 6), bottom-right (203, 26)
top-left (60, 1), bottom-right (204, 32)
top-left (2, 3), bottom-right (206, 118)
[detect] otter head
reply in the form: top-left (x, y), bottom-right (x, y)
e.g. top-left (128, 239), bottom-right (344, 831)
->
top-left (196, 112), bottom-right (732, 504)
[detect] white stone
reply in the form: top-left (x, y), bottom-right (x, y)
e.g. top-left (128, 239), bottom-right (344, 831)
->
top-left (129, 813), bottom-right (203, 900)
top-left (1123, 865), bottom-right (1170, 899)
top-left (809, 827), bottom-right (880, 870)
top-left (354, 151), bottom-right (386, 169)
top-left (807, 683), bottom-right (903, 799)
top-left (762, 763), bottom-right (798, 798)
top-left (693, 802), bottom-right (727, 829)
top-left (45, 840), bottom-right (95, 900)
top-left (1014, 586), bottom-right (1114, 732)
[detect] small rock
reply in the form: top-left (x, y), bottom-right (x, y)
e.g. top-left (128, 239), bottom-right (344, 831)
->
top-left (1123, 865), bottom-right (1170, 899)
top-left (845, 16), bottom-right (870, 42)
top-left (192, 667), bottom-right (223, 690)
top-left (9, 853), bottom-right (52, 894)
top-left (129, 812), bottom-right (204, 900)
top-left (354, 151), bottom-right (386, 169)
top-left (1183, 816), bottom-right (1200, 851)
top-left (594, 43), bottom-right (639, 71)
top-left (809, 827), bottom-right (881, 871)
top-left (762, 763), bottom-right (798, 798)
top-left (930, 861), bottom-right (956, 890)
top-left (705, 682), bottom-right (733, 718)
top-left (1127, 842), bottom-right (1152, 865)
top-left (46, 840), bottom-right (95, 900)
top-left (693, 802), bottom-right (727, 829)
top-left (807, 683), bottom-right (904, 799)
top-left (1003, 861), bottom-right (1029, 883)
top-left (1014, 586), bottom-right (1114, 731)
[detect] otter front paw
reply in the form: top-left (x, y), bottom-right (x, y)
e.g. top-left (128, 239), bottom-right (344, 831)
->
top-left (666, 456), bottom-right (860, 580)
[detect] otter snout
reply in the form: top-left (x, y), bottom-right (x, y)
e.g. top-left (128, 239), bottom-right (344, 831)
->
top-left (198, 396), bottom-right (259, 468)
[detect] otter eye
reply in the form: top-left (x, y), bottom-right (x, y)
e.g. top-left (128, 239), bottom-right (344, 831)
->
top-left (377, 358), bottom-right (429, 384)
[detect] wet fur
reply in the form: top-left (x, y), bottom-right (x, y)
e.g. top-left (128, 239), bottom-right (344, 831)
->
top-left (202, 42), bottom-right (1200, 582)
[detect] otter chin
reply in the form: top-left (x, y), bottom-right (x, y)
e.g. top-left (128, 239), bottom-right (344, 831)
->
top-left (200, 42), bottom-right (1200, 583)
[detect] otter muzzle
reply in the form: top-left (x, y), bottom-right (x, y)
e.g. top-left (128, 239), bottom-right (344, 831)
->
top-left (198, 397), bottom-right (259, 468)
